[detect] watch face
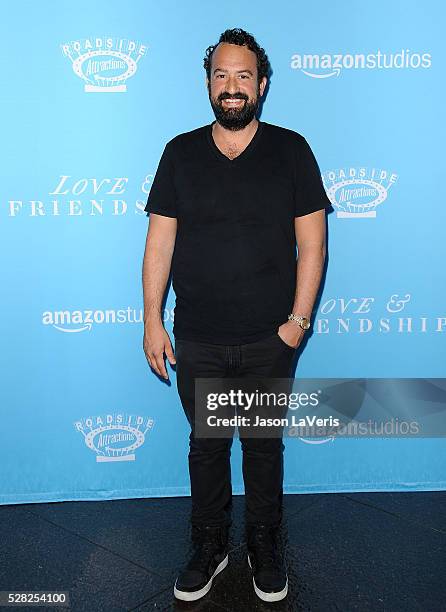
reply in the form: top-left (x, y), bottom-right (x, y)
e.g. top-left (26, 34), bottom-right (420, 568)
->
top-left (302, 318), bottom-right (310, 330)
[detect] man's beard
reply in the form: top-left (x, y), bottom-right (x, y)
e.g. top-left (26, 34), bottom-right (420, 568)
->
top-left (208, 88), bottom-right (260, 131)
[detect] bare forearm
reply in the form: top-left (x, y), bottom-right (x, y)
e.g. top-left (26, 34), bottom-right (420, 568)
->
top-left (291, 245), bottom-right (326, 319)
top-left (142, 247), bottom-right (173, 326)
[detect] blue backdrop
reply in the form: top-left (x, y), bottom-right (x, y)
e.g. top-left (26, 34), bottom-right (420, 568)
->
top-left (1, 0), bottom-right (445, 504)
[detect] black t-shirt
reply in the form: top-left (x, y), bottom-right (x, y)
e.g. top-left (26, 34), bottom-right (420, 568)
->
top-left (144, 120), bottom-right (331, 345)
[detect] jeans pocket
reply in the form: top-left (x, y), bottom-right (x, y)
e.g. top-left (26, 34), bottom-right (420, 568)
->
top-left (275, 330), bottom-right (296, 351)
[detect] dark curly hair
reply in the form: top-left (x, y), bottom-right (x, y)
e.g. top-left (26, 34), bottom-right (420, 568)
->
top-left (203, 28), bottom-right (270, 83)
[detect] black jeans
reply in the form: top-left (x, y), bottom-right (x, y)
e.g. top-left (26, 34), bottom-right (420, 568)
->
top-left (174, 328), bottom-right (296, 529)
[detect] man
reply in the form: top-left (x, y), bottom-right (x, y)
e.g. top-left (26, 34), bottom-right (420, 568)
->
top-left (142, 28), bottom-right (330, 603)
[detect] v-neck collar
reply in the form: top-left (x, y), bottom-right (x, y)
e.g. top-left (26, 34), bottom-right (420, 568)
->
top-left (206, 120), bottom-right (264, 164)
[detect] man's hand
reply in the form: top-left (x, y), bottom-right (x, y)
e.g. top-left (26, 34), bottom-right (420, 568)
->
top-left (143, 322), bottom-right (176, 380)
top-left (277, 320), bottom-right (306, 349)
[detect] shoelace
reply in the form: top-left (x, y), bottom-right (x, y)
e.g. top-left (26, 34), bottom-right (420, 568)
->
top-left (249, 527), bottom-right (281, 570)
top-left (187, 529), bottom-right (223, 573)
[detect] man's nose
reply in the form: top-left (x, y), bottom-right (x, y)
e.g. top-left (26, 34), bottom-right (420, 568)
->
top-left (225, 76), bottom-right (239, 94)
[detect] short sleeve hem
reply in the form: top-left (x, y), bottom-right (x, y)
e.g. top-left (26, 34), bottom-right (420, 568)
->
top-left (294, 137), bottom-right (331, 218)
top-left (144, 140), bottom-right (178, 218)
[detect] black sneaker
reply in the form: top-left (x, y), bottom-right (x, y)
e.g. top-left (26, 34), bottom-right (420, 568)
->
top-left (173, 524), bottom-right (229, 602)
top-left (246, 523), bottom-right (288, 602)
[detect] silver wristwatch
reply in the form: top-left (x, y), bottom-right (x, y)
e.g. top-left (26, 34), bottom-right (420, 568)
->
top-left (288, 313), bottom-right (311, 330)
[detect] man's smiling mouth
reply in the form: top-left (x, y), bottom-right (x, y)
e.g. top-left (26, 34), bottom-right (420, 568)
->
top-left (222, 99), bottom-right (245, 105)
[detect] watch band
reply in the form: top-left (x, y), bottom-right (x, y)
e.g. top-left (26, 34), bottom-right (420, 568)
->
top-left (288, 314), bottom-right (311, 330)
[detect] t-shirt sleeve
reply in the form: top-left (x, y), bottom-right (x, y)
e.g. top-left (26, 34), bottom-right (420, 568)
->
top-left (144, 141), bottom-right (177, 218)
top-left (294, 137), bottom-right (331, 217)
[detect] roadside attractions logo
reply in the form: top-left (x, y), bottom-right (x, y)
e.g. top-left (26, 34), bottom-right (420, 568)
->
top-left (74, 413), bottom-right (154, 462)
top-left (61, 37), bottom-right (148, 92)
top-left (322, 167), bottom-right (398, 218)
top-left (290, 49), bottom-right (432, 78)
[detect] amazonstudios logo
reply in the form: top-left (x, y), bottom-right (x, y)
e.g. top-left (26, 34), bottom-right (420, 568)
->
top-left (61, 37), bottom-right (148, 92)
top-left (290, 49), bottom-right (432, 79)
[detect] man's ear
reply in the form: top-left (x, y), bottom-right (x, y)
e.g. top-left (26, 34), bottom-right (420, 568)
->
top-left (259, 76), bottom-right (267, 97)
top-left (205, 77), bottom-right (209, 91)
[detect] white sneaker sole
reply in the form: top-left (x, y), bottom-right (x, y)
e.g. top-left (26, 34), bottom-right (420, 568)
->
top-left (173, 554), bottom-right (229, 602)
top-left (247, 553), bottom-right (288, 602)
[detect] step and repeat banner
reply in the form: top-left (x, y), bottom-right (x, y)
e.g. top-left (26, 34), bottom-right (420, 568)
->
top-left (1, 1), bottom-right (445, 504)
